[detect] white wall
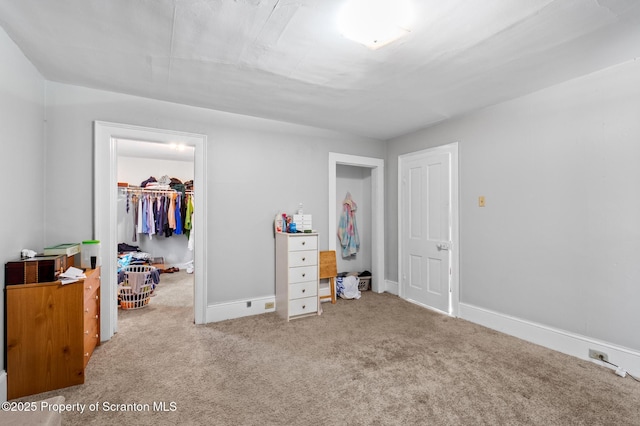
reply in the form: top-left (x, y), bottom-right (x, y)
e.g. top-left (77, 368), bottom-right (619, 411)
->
top-left (335, 165), bottom-right (371, 275)
top-left (386, 59), bottom-right (640, 355)
top-left (117, 154), bottom-right (194, 266)
top-left (42, 82), bottom-right (386, 306)
top-left (117, 156), bottom-right (194, 188)
top-left (0, 27), bottom-right (46, 399)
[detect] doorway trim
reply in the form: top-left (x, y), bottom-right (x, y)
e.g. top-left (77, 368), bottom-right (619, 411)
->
top-left (94, 121), bottom-right (208, 341)
top-left (329, 153), bottom-right (385, 292)
top-left (398, 143), bottom-right (459, 316)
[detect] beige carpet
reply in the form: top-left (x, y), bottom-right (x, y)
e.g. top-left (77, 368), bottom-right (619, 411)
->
top-left (17, 272), bottom-right (640, 425)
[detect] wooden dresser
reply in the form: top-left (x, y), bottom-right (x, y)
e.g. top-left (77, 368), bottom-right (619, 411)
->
top-left (275, 233), bottom-right (319, 321)
top-left (5, 267), bottom-right (100, 399)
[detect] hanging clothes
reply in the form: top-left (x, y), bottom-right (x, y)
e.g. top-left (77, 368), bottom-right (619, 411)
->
top-left (187, 196), bottom-right (195, 251)
top-left (137, 196), bottom-right (145, 234)
top-left (174, 193), bottom-right (183, 235)
top-left (154, 195), bottom-right (163, 235)
top-left (168, 193), bottom-right (177, 231)
top-left (181, 192), bottom-right (188, 234)
top-left (184, 195), bottom-right (194, 238)
top-left (131, 194), bottom-right (138, 242)
top-left (120, 188), bottom-right (195, 241)
top-left (146, 195), bottom-right (156, 238)
top-left (337, 192), bottom-right (360, 257)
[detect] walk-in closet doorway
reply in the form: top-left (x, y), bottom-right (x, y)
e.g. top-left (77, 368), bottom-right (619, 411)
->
top-left (116, 138), bottom-right (195, 320)
top-left (94, 122), bottom-right (208, 343)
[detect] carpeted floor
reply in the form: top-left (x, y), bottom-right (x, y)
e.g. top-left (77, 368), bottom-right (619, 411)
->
top-left (17, 272), bottom-right (640, 425)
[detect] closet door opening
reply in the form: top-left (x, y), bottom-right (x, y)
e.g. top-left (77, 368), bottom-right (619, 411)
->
top-left (328, 153), bottom-right (384, 294)
top-left (94, 121), bottom-right (208, 343)
top-left (335, 165), bottom-right (372, 277)
top-left (116, 139), bottom-right (195, 321)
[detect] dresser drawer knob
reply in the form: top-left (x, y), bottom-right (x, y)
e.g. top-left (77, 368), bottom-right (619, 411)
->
top-left (85, 308), bottom-right (89, 313)
top-left (85, 330), bottom-right (89, 335)
top-left (302, 289), bottom-right (306, 293)
top-left (302, 305), bottom-right (306, 309)
top-left (302, 257), bottom-right (306, 261)
top-left (302, 241), bottom-right (306, 245)
top-left (86, 285), bottom-right (92, 290)
top-left (85, 353), bottom-right (89, 357)
top-left (96, 334), bottom-right (99, 338)
top-left (302, 273), bottom-right (306, 277)
top-left (96, 295), bottom-right (99, 300)
top-left (95, 315), bottom-right (99, 319)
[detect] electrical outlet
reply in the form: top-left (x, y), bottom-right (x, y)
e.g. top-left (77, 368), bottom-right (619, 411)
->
top-left (588, 349), bottom-right (608, 362)
top-left (265, 301), bottom-right (274, 309)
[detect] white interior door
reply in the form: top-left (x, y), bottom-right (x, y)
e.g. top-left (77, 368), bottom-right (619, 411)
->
top-left (399, 144), bottom-right (458, 314)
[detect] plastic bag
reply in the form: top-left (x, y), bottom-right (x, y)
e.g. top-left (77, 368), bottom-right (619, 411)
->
top-left (336, 276), bottom-right (361, 299)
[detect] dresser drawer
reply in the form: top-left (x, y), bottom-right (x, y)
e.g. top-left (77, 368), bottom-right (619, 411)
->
top-left (84, 291), bottom-right (99, 318)
top-left (289, 296), bottom-right (318, 316)
top-left (83, 316), bottom-right (99, 346)
top-left (83, 320), bottom-right (99, 368)
top-left (288, 250), bottom-right (317, 267)
top-left (289, 281), bottom-right (318, 299)
top-left (288, 236), bottom-right (317, 251)
top-left (84, 277), bottom-right (99, 302)
top-left (288, 265), bottom-right (318, 284)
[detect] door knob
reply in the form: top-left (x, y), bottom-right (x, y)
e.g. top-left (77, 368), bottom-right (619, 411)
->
top-left (436, 243), bottom-right (450, 251)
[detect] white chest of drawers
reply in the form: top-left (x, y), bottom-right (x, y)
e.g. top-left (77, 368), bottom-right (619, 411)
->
top-left (275, 232), bottom-right (319, 321)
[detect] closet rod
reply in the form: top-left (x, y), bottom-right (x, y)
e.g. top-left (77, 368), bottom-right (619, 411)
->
top-left (119, 187), bottom-right (193, 195)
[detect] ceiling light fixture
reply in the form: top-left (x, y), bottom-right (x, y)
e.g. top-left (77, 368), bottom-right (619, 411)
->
top-left (337, 0), bottom-right (413, 50)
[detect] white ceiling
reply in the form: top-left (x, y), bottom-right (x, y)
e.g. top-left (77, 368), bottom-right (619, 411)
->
top-left (1, 0), bottom-right (640, 140)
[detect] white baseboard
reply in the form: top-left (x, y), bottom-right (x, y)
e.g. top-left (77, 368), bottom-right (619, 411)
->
top-left (459, 302), bottom-right (640, 377)
top-left (0, 370), bottom-right (6, 402)
top-left (206, 296), bottom-right (276, 323)
top-left (383, 280), bottom-right (399, 295)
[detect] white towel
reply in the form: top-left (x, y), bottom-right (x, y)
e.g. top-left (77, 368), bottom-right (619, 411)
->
top-left (126, 272), bottom-right (148, 294)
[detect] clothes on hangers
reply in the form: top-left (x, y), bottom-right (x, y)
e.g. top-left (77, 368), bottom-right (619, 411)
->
top-left (174, 192), bottom-right (183, 235)
top-left (137, 196), bottom-right (144, 235)
top-left (167, 193), bottom-right (176, 232)
top-left (184, 195), bottom-right (194, 239)
top-left (132, 194), bottom-right (139, 242)
top-left (121, 189), bottom-right (194, 240)
top-left (338, 191), bottom-right (360, 257)
top-left (187, 195), bottom-right (195, 251)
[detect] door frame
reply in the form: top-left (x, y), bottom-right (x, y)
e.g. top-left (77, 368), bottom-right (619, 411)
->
top-left (329, 153), bottom-right (385, 292)
top-left (398, 143), bottom-right (459, 316)
top-left (94, 121), bottom-right (208, 342)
